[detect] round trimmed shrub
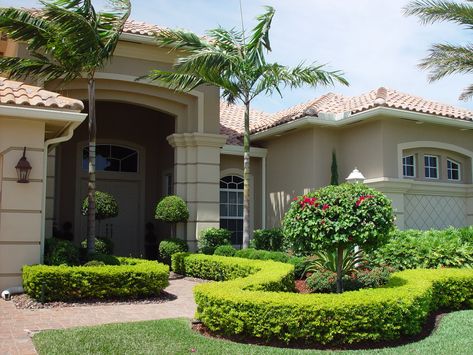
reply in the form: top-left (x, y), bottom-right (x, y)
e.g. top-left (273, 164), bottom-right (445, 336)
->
top-left (251, 228), bottom-right (284, 251)
top-left (198, 228), bottom-right (231, 255)
top-left (44, 238), bottom-right (80, 266)
top-left (159, 239), bottom-right (188, 265)
top-left (154, 195), bottom-right (189, 223)
top-left (80, 237), bottom-right (114, 255)
top-left (86, 253), bottom-right (121, 266)
top-left (214, 245), bottom-right (237, 256)
top-left (81, 191), bottom-right (119, 220)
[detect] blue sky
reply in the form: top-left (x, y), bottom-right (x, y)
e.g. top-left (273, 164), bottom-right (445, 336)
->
top-left (4, 0), bottom-right (473, 112)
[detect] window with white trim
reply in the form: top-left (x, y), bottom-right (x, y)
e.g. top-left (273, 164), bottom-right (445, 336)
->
top-left (219, 175), bottom-right (243, 245)
top-left (402, 155), bottom-right (415, 177)
top-left (424, 155), bottom-right (439, 179)
top-left (447, 159), bottom-right (461, 181)
top-left (82, 144), bottom-right (138, 173)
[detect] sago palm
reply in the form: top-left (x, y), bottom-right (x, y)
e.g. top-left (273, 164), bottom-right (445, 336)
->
top-left (0, 0), bottom-right (131, 255)
top-left (405, 0), bottom-right (473, 100)
top-left (146, 6), bottom-right (348, 248)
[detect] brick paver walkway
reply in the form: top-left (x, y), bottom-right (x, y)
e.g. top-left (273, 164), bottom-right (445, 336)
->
top-left (0, 278), bottom-right (199, 355)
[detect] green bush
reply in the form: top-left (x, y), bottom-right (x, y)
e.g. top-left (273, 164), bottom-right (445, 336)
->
top-left (81, 191), bottom-right (119, 220)
top-left (159, 239), bottom-right (188, 265)
top-left (214, 245), bottom-right (237, 257)
top-left (286, 256), bottom-right (307, 279)
top-left (368, 228), bottom-right (473, 270)
top-left (80, 237), bottom-right (114, 255)
top-left (154, 195), bottom-right (189, 223)
top-left (171, 252), bottom-right (191, 274)
top-left (251, 229), bottom-right (284, 251)
top-left (174, 254), bottom-right (473, 345)
top-left (22, 258), bottom-right (169, 302)
top-left (85, 253), bottom-right (121, 266)
top-left (305, 269), bottom-right (337, 293)
top-left (44, 238), bottom-right (80, 266)
top-left (83, 260), bottom-right (105, 267)
top-left (198, 228), bottom-right (231, 255)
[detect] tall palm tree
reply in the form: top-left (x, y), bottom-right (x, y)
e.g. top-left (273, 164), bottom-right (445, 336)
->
top-left (146, 6), bottom-right (348, 248)
top-left (0, 0), bottom-right (131, 255)
top-left (405, 0), bottom-right (473, 100)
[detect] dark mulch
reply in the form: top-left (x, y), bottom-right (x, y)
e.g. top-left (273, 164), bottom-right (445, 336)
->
top-left (192, 310), bottom-right (450, 351)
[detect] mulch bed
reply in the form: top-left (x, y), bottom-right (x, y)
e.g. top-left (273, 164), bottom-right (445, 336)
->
top-left (294, 279), bottom-right (311, 294)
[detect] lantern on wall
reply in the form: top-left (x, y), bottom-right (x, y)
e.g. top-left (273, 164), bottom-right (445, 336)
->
top-left (15, 147), bottom-right (32, 183)
top-left (346, 167), bottom-right (365, 184)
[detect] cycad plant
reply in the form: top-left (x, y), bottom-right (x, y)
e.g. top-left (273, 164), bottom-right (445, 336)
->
top-left (404, 0), bottom-right (473, 100)
top-left (146, 6), bottom-right (348, 248)
top-left (302, 248), bottom-right (366, 279)
top-left (0, 0), bottom-right (131, 255)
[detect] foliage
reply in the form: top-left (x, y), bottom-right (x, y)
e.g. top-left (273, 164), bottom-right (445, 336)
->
top-left (250, 228), bottom-right (284, 251)
top-left (146, 6), bottom-right (348, 248)
top-left (368, 228), bottom-right (473, 270)
top-left (181, 253), bottom-right (473, 344)
top-left (171, 252), bottom-right (191, 275)
top-left (44, 238), bottom-right (80, 266)
top-left (80, 237), bottom-right (114, 255)
top-left (85, 252), bottom-right (121, 266)
top-left (330, 150), bottom-right (339, 185)
top-left (286, 256), bottom-right (307, 280)
top-left (283, 183), bottom-right (394, 256)
top-left (154, 195), bottom-right (189, 224)
top-left (214, 245), bottom-right (237, 257)
top-left (404, 0), bottom-right (473, 100)
top-left (198, 228), bottom-right (232, 255)
top-left (81, 191), bottom-right (119, 221)
top-left (22, 258), bottom-right (169, 302)
top-left (303, 248), bottom-right (366, 278)
top-left (83, 260), bottom-right (105, 267)
top-left (159, 239), bottom-right (188, 265)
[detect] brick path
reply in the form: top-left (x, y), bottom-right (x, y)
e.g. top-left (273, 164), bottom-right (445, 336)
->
top-left (0, 278), bottom-right (199, 355)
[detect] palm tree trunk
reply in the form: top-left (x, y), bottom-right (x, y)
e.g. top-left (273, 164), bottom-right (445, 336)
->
top-left (87, 77), bottom-right (97, 255)
top-left (242, 102), bottom-right (251, 248)
top-left (336, 245), bottom-right (344, 293)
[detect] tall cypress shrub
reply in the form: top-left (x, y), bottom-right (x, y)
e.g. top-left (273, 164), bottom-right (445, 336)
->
top-left (330, 150), bottom-right (339, 185)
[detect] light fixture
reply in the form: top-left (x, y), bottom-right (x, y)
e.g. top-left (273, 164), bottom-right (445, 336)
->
top-left (15, 147), bottom-right (32, 183)
top-left (346, 167), bottom-right (365, 184)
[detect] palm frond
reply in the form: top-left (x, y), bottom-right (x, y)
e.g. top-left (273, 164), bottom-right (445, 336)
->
top-left (207, 27), bottom-right (244, 55)
top-left (146, 70), bottom-right (206, 92)
top-left (174, 49), bottom-right (241, 78)
top-left (404, 0), bottom-right (473, 28)
top-left (420, 43), bottom-right (473, 81)
top-left (0, 56), bottom-right (70, 81)
top-left (155, 29), bottom-right (209, 51)
top-left (459, 83), bottom-right (473, 100)
top-left (246, 6), bottom-right (275, 66)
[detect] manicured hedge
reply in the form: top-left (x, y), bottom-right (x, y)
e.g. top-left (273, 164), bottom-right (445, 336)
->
top-left (179, 254), bottom-right (473, 345)
top-left (22, 257), bottom-right (169, 302)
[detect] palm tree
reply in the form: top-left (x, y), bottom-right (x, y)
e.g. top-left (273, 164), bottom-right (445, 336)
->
top-left (404, 0), bottom-right (473, 100)
top-left (0, 0), bottom-right (131, 255)
top-left (146, 6), bottom-right (348, 248)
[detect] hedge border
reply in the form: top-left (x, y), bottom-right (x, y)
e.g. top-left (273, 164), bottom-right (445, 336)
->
top-left (180, 254), bottom-right (473, 345)
top-left (22, 257), bottom-right (169, 302)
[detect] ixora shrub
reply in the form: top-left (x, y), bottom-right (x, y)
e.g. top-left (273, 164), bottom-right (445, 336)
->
top-left (198, 228), bottom-right (231, 255)
top-left (251, 228), bottom-right (284, 251)
top-left (177, 254), bottom-right (473, 345)
top-left (22, 258), bottom-right (169, 302)
top-left (81, 191), bottom-right (119, 221)
top-left (283, 183), bottom-right (394, 292)
top-left (159, 239), bottom-right (188, 265)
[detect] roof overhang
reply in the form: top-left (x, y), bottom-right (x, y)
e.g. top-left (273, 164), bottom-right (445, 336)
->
top-left (251, 106), bottom-right (473, 141)
top-left (221, 144), bottom-right (267, 158)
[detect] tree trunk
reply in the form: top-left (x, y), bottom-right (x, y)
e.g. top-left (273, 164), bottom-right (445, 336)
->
top-left (242, 102), bottom-right (251, 248)
top-left (87, 78), bottom-right (97, 255)
top-left (336, 245), bottom-right (344, 293)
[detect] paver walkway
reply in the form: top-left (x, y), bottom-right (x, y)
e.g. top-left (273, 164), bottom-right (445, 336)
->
top-left (0, 278), bottom-right (199, 355)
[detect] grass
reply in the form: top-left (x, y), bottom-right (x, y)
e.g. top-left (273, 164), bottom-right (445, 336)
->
top-left (33, 310), bottom-right (473, 355)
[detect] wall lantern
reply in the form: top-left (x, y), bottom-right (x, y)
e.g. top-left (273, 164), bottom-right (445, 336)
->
top-left (346, 167), bottom-right (365, 184)
top-left (15, 147), bottom-right (32, 183)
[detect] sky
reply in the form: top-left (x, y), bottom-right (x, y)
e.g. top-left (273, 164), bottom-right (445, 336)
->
top-left (3, 0), bottom-right (473, 113)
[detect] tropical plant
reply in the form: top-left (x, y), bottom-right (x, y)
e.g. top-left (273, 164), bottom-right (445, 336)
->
top-left (0, 0), bottom-right (131, 255)
top-left (330, 150), bottom-right (339, 185)
top-left (302, 248), bottom-right (366, 278)
top-left (145, 6), bottom-right (348, 248)
top-left (404, 0), bottom-right (473, 100)
top-left (154, 195), bottom-right (189, 238)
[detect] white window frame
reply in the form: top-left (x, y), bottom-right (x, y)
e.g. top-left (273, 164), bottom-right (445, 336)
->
top-left (447, 158), bottom-right (461, 181)
top-left (424, 154), bottom-right (439, 179)
top-left (402, 154), bottom-right (416, 178)
top-left (219, 175), bottom-right (244, 245)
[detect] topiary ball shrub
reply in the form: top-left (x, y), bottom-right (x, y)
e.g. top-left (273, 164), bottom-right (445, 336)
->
top-left (44, 238), bottom-right (80, 266)
top-left (214, 245), bottom-right (237, 256)
top-left (80, 237), bottom-right (114, 255)
top-left (154, 195), bottom-right (189, 223)
top-left (159, 239), bottom-right (188, 265)
top-left (251, 228), bottom-right (284, 251)
top-left (81, 191), bottom-right (119, 221)
top-left (198, 228), bottom-right (232, 255)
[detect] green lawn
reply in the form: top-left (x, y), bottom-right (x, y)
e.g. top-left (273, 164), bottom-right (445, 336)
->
top-left (33, 310), bottom-right (473, 355)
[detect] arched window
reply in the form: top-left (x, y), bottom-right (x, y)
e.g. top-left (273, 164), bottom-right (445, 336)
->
top-left (82, 144), bottom-right (138, 173)
top-left (220, 175), bottom-right (243, 245)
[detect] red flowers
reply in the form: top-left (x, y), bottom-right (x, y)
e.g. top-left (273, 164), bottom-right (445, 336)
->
top-left (322, 204), bottom-right (330, 211)
top-left (297, 195), bottom-right (318, 209)
top-left (356, 194), bottom-right (374, 207)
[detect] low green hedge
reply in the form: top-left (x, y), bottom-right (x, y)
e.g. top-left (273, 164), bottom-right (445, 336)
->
top-left (178, 254), bottom-right (473, 345)
top-left (22, 257), bottom-right (169, 302)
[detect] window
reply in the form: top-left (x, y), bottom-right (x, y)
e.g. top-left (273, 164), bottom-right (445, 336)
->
top-left (219, 175), bottom-right (243, 245)
top-left (424, 155), bottom-right (439, 179)
top-left (164, 173), bottom-right (173, 195)
top-left (447, 159), bottom-right (461, 181)
top-left (402, 155), bottom-right (415, 177)
top-left (82, 144), bottom-right (138, 173)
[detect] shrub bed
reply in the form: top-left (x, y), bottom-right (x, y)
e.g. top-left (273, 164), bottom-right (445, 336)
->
top-left (178, 254), bottom-right (473, 345)
top-left (22, 257), bottom-right (169, 302)
top-left (159, 239), bottom-right (188, 265)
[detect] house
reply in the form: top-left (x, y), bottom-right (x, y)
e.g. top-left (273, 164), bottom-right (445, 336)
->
top-left (1, 19), bottom-right (473, 289)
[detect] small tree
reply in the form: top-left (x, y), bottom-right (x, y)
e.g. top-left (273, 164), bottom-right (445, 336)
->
top-left (283, 183), bottom-right (394, 293)
top-left (81, 191), bottom-right (119, 221)
top-left (330, 150), bottom-right (339, 185)
top-left (155, 195), bottom-right (189, 238)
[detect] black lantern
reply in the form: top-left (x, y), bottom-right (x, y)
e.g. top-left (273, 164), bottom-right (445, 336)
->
top-left (15, 147), bottom-right (32, 183)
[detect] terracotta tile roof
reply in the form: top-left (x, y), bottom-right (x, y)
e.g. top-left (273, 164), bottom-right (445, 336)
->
top-left (123, 20), bottom-right (165, 36)
top-left (0, 77), bottom-right (84, 111)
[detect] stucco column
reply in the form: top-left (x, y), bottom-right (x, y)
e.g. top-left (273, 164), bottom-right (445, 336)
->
top-left (167, 133), bottom-right (227, 251)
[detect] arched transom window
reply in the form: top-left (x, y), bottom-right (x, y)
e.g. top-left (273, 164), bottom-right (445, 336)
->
top-left (82, 144), bottom-right (139, 173)
top-left (220, 175), bottom-right (243, 245)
